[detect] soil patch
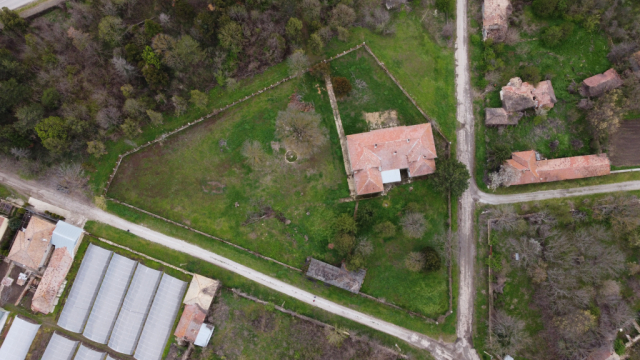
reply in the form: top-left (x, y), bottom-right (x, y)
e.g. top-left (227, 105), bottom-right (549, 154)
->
top-left (610, 120), bottom-right (640, 166)
top-left (288, 93), bottom-right (315, 112)
top-left (203, 181), bottom-right (226, 194)
top-left (364, 110), bottom-right (399, 130)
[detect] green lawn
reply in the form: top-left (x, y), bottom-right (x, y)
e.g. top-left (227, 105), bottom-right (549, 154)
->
top-left (328, 48), bottom-right (428, 136)
top-left (470, 6), bottom-right (622, 191)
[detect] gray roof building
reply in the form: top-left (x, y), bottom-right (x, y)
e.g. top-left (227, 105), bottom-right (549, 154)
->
top-left (306, 258), bottom-right (366, 294)
top-left (0, 316), bottom-right (41, 360)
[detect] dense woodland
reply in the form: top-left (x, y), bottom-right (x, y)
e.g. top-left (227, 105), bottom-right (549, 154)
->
top-left (0, 0), bottom-right (424, 179)
top-left (483, 195), bottom-right (640, 359)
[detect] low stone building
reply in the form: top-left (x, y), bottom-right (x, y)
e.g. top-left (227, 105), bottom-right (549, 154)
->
top-left (503, 150), bottom-right (610, 186)
top-left (306, 258), bottom-right (366, 294)
top-left (580, 68), bottom-right (623, 97)
top-left (482, 0), bottom-right (512, 42)
top-left (500, 77), bottom-right (557, 112)
top-left (485, 107), bottom-right (522, 126)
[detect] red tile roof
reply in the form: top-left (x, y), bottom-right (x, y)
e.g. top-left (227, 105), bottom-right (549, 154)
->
top-left (504, 150), bottom-right (610, 185)
top-left (346, 124), bottom-right (437, 195)
top-left (31, 247), bottom-right (73, 314)
top-left (8, 216), bottom-right (56, 270)
top-left (580, 68), bottom-right (623, 97)
top-left (174, 304), bottom-right (207, 343)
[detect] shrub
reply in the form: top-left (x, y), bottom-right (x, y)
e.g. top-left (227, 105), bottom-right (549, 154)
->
top-left (532, 0), bottom-right (559, 18)
top-left (435, 0), bottom-right (454, 15)
top-left (405, 252), bottom-right (425, 272)
top-left (334, 213), bottom-right (356, 235)
top-left (334, 233), bottom-right (356, 255)
top-left (310, 62), bottom-right (331, 79)
top-left (189, 89), bottom-right (208, 110)
top-left (146, 109), bottom-right (163, 126)
top-left (86, 140), bottom-right (107, 158)
top-left (374, 221), bottom-right (396, 238)
top-left (541, 23), bottom-right (573, 48)
top-left (285, 17), bottom-right (303, 42)
top-left (355, 238), bottom-right (374, 257)
top-left (309, 33), bottom-right (324, 54)
top-left (332, 77), bottom-right (352, 97)
top-left (401, 212), bottom-right (426, 238)
top-left (423, 247), bottom-right (441, 271)
top-left (520, 66), bottom-right (541, 84)
top-left (144, 20), bottom-right (163, 39)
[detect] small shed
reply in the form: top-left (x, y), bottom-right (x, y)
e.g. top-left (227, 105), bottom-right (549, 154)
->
top-left (483, 0), bottom-right (512, 42)
top-left (485, 108), bottom-right (521, 126)
top-left (194, 323), bottom-right (215, 347)
top-left (306, 258), bottom-right (366, 294)
top-left (0, 316), bottom-right (41, 360)
top-left (51, 221), bottom-right (84, 256)
top-left (580, 68), bottom-right (623, 97)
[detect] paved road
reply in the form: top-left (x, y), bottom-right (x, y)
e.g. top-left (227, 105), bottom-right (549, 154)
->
top-left (0, 170), bottom-right (459, 359)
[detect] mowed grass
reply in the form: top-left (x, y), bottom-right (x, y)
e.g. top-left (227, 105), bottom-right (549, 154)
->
top-left (328, 48), bottom-right (427, 135)
top-left (471, 6), bottom-right (621, 191)
top-left (109, 80), bottom-right (350, 268)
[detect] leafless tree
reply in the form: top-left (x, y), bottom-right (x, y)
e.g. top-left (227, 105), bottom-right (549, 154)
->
top-left (96, 107), bottom-right (122, 129)
top-left (111, 56), bottom-right (137, 80)
top-left (287, 50), bottom-right (310, 78)
top-left (404, 251), bottom-right (425, 272)
top-left (400, 212), bottom-right (426, 238)
top-left (55, 163), bottom-right (88, 191)
top-left (10, 148), bottom-right (30, 160)
top-left (275, 108), bottom-right (328, 158)
top-left (487, 310), bottom-right (529, 357)
top-left (507, 237), bottom-right (541, 268)
top-left (488, 205), bottom-right (519, 232)
top-left (355, 237), bottom-right (374, 257)
top-left (241, 140), bottom-right (268, 169)
top-left (488, 165), bottom-right (520, 190)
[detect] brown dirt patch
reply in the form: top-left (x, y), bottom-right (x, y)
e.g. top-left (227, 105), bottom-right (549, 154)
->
top-left (610, 120), bottom-right (640, 166)
top-left (203, 181), bottom-right (226, 194)
top-left (364, 110), bottom-right (399, 130)
top-left (25, 326), bottom-right (52, 360)
top-left (288, 93), bottom-right (315, 112)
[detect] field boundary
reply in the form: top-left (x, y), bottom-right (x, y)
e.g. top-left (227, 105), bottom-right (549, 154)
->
top-left (230, 288), bottom-right (410, 359)
top-left (102, 44), bottom-right (455, 323)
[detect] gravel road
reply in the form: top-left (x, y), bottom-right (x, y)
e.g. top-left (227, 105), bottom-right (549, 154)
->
top-left (0, 170), bottom-right (459, 359)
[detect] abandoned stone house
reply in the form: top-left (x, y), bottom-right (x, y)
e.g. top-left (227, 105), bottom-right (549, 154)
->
top-left (580, 68), bottom-right (624, 97)
top-left (482, 0), bottom-right (512, 42)
top-left (346, 123), bottom-right (437, 195)
top-left (306, 258), bottom-right (366, 294)
top-left (503, 150), bottom-right (611, 186)
top-left (500, 77), bottom-right (557, 112)
top-left (486, 77), bottom-right (556, 126)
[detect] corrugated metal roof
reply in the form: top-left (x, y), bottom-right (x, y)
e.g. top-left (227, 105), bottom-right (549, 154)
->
top-left (40, 332), bottom-right (78, 360)
top-left (75, 344), bottom-right (106, 360)
top-left (194, 323), bottom-right (214, 347)
top-left (0, 316), bottom-right (41, 360)
top-left (52, 221), bottom-right (83, 256)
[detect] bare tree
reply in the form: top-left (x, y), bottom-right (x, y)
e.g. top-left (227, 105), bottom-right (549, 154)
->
top-left (355, 237), bottom-right (374, 257)
top-left (507, 237), bottom-right (541, 268)
top-left (111, 56), bottom-right (137, 80)
top-left (287, 50), bottom-right (309, 78)
top-left (10, 148), bottom-right (30, 160)
top-left (400, 212), bottom-right (426, 238)
top-left (487, 205), bottom-right (519, 232)
top-left (404, 252), bottom-right (425, 272)
top-left (488, 165), bottom-right (520, 190)
top-left (241, 140), bottom-right (268, 169)
top-left (275, 108), bottom-right (328, 158)
top-left (55, 163), bottom-right (87, 191)
top-left (487, 310), bottom-right (529, 357)
top-left (96, 107), bottom-right (122, 129)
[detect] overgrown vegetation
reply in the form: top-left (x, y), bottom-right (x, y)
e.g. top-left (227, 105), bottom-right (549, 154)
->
top-left (469, 0), bottom-right (640, 191)
top-left (475, 192), bottom-right (640, 359)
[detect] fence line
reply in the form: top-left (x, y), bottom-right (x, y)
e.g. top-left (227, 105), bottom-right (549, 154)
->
top-left (102, 43), bottom-right (454, 322)
top-left (362, 44), bottom-right (450, 144)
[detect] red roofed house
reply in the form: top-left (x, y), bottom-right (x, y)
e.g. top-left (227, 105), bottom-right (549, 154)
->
top-left (503, 150), bottom-right (610, 186)
top-left (7, 216), bottom-right (56, 272)
top-left (346, 124), bottom-right (437, 195)
top-left (482, 0), bottom-right (512, 42)
top-left (31, 247), bottom-right (73, 314)
top-left (580, 69), bottom-right (624, 97)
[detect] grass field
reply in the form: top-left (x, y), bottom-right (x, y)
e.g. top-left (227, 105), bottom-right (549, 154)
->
top-left (469, 4), bottom-right (623, 191)
top-left (108, 50), bottom-right (451, 317)
top-left (85, 221), bottom-right (449, 353)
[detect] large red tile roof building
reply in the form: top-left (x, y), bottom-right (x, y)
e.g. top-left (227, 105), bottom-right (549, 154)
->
top-left (346, 124), bottom-right (437, 195)
top-left (504, 150), bottom-right (610, 186)
top-left (31, 247), bottom-right (73, 314)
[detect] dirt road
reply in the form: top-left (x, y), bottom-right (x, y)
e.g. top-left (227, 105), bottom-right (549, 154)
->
top-left (0, 170), bottom-right (458, 359)
top-left (453, 0), bottom-right (482, 358)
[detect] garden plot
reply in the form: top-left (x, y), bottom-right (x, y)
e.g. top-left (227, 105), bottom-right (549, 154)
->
top-left (610, 120), bottom-right (640, 167)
